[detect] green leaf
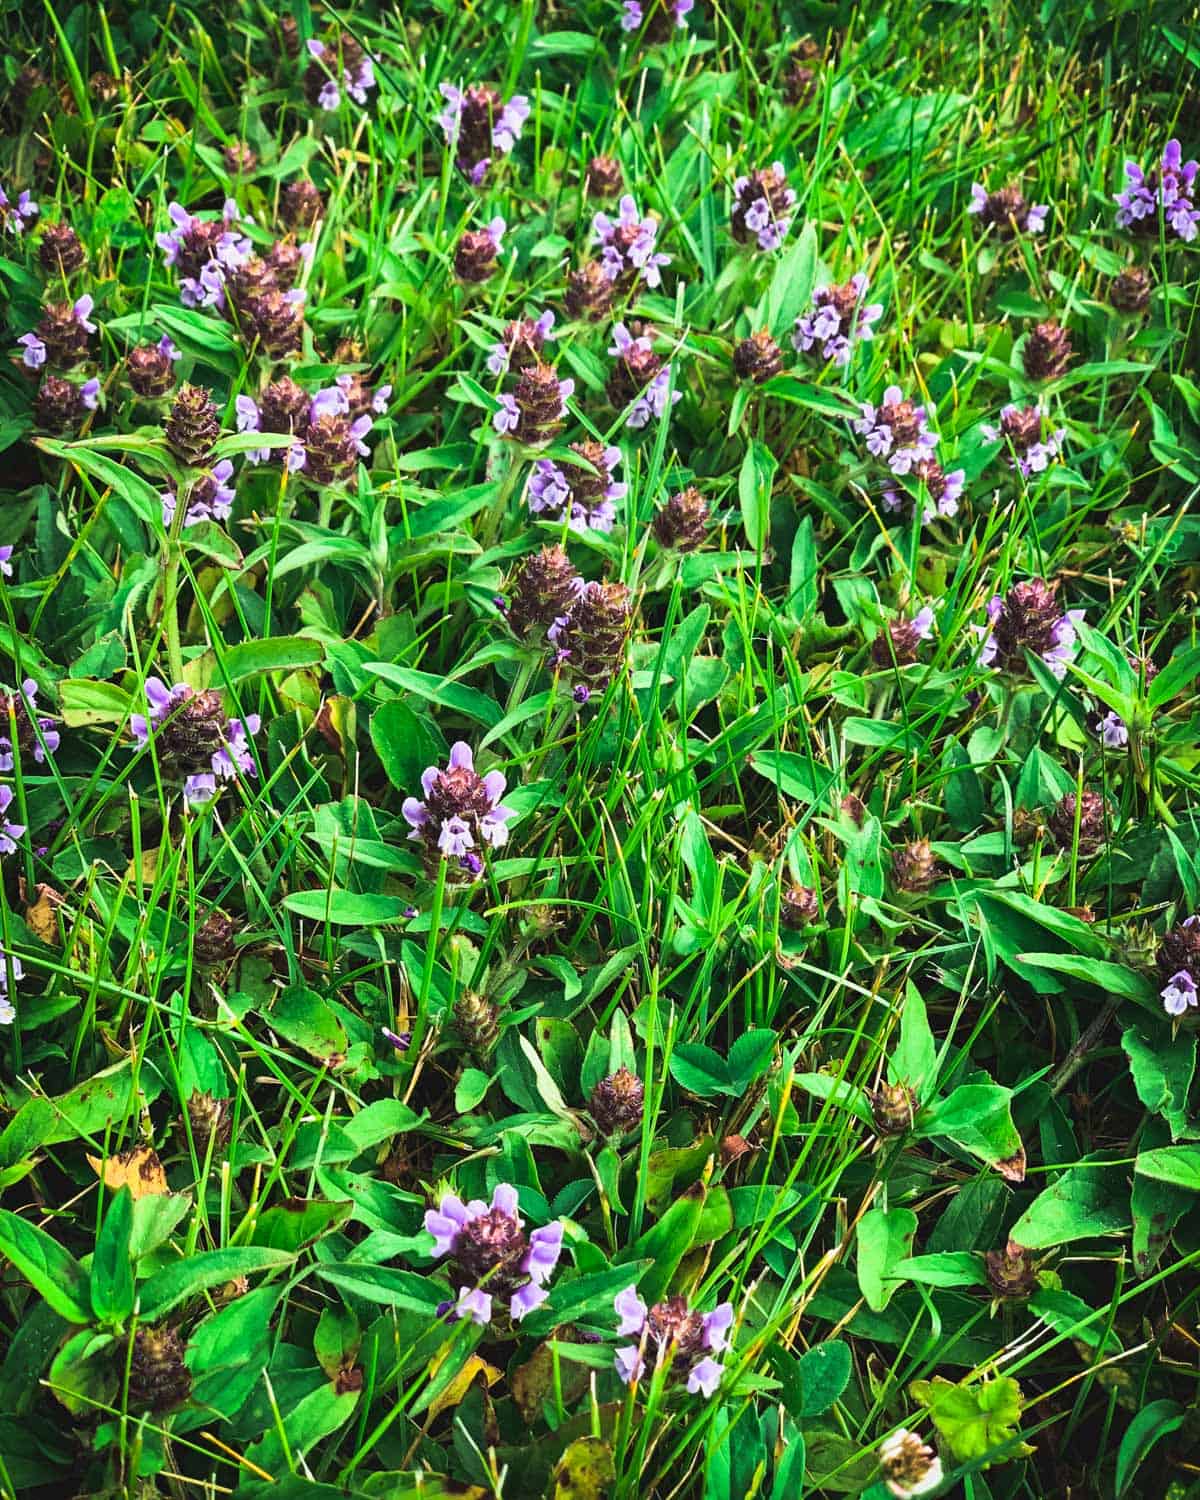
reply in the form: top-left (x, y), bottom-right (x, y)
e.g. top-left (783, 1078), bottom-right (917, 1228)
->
top-left (727, 1029), bottom-right (777, 1088)
top-left (890, 983), bottom-right (936, 1093)
top-left (90, 1187), bottom-right (134, 1325)
top-left (221, 637), bottom-right (325, 681)
top-left (267, 984), bottom-right (349, 1062)
top-left (1134, 1146), bottom-right (1200, 1191)
top-left (315, 1263), bottom-right (449, 1313)
top-left (669, 1042), bottom-right (731, 1097)
top-left (922, 1084), bottom-right (1025, 1180)
top-left (249, 1199), bottom-right (353, 1252)
top-left (282, 890), bottom-right (410, 927)
top-left (738, 439), bottom-right (777, 551)
top-left (792, 1340), bottom-right (852, 1416)
top-left (370, 700), bottom-right (445, 797)
top-left (1122, 1025), bottom-right (1195, 1141)
top-left (0, 1209), bottom-right (92, 1324)
top-left (618, 1188), bottom-right (706, 1303)
top-left (856, 1206), bottom-right (917, 1311)
top-left (364, 663), bottom-right (501, 727)
top-left (1115, 1400), bottom-right (1185, 1496)
top-left (891, 1252), bottom-right (986, 1289)
top-left (1010, 1166), bottom-right (1131, 1247)
top-left (36, 439), bottom-right (161, 526)
top-left (910, 1374), bottom-right (1026, 1465)
top-left (138, 1247), bottom-right (293, 1320)
top-left (58, 679), bottom-right (133, 728)
top-left (1017, 954), bottom-right (1160, 1007)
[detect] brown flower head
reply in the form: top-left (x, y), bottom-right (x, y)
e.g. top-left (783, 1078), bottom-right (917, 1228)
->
top-left (652, 486), bottom-right (710, 551)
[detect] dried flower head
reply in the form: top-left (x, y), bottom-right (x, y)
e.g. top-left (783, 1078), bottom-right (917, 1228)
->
top-left (652, 486), bottom-right (710, 551)
top-left (585, 155), bottom-right (623, 199)
top-left (590, 1067), bottom-right (644, 1136)
top-left (564, 260), bottom-right (615, 321)
top-left (867, 1081), bottom-right (917, 1137)
top-left (1023, 320), bottom-right (1073, 381)
top-left (280, 178), bottom-right (324, 230)
top-left (613, 1286), bottom-right (732, 1396)
top-left (38, 221), bottom-right (86, 276)
top-left (1109, 266), bottom-right (1151, 315)
top-left (879, 1429), bottom-right (942, 1498)
top-left (425, 1183), bottom-right (563, 1324)
top-left (1048, 790), bottom-right (1107, 855)
top-left (780, 883), bottom-right (819, 928)
top-left (891, 838), bottom-right (939, 893)
top-left (455, 217), bottom-right (505, 283)
top-left (128, 1327), bottom-right (192, 1413)
top-left (553, 580), bottom-right (632, 689)
top-left (733, 330), bottom-right (784, 384)
top-left (454, 989), bottom-right (501, 1055)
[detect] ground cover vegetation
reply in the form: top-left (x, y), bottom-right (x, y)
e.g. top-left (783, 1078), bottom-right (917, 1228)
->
top-left (0, 0), bottom-right (1199, 1496)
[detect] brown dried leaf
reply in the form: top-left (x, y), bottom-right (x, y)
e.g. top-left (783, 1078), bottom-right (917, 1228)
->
top-left (86, 1146), bottom-right (168, 1198)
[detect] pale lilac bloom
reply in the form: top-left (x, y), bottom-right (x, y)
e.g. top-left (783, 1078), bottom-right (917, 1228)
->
top-left (318, 79), bottom-right (341, 111)
top-left (732, 163), bottom-right (796, 250)
top-left (212, 713), bottom-right (261, 779)
top-left (529, 447), bottom-right (626, 532)
top-left (977, 596), bottom-right (1085, 680)
top-left (593, 195), bottom-right (671, 288)
top-left (612, 1284), bottom-right (733, 1395)
top-left (161, 459), bottom-right (236, 528)
top-left (437, 83), bottom-right (529, 183)
top-left (793, 274), bottom-right (883, 366)
top-left (483, 216), bottom-right (505, 254)
top-left (0, 785), bottom-right (25, 854)
top-left (883, 466), bottom-right (965, 525)
top-left (981, 405), bottom-right (1066, 477)
top-left (1098, 710), bottom-right (1129, 749)
top-left (0, 942), bottom-right (21, 1023)
top-left (72, 294), bottom-right (96, 332)
top-left (912, 607), bottom-right (935, 640)
top-left (403, 742), bottom-right (516, 865)
top-left (0, 547), bottom-right (12, 577)
top-left (492, 395), bottom-right (520, 435)
top-left (159, 335), bottom-right (181, 362)
top-left (0, 186), bottom-right (38, 235)
top-left (1162, 970), bottom-right (1198, 1017)
top-left (310, 384), bottom-right (350, 421)
top-left (132, 678), bottom-right (260, 804)
top-left (372, 384), bottom-right (392, 413)
top-left (235, 395), bottom-right (272, 465)
top-left (0, 679), bottom-right (60, 771)
top-left (18, 334), bottom-right (45, 369)
top-left (622, 0), bottom-right (694, 30)
top-left (1116, 139), bottom-right (1200, 240)
top-left (854, 384), bottom-right (940, 475)
top-left (423, 1183), bottom-right (563, 1324)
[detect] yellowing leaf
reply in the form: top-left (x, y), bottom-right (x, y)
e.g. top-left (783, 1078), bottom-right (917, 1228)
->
top-left (24, 885), bottom-right (64, 946)
top-left (87, 1147), bottom-right (168, 1199)
top-left (425, 1353), bottom-right (501, 1422)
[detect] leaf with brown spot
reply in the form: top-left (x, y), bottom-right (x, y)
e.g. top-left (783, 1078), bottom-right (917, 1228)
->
top-left (424, 1353), bottom-right (502, 1423)
top-left (86, 1146), bottom-right (168, 1199)
top-left (995, 1149), bottom-right (1026, 1183)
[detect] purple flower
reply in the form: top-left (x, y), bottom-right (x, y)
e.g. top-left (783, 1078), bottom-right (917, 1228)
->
top-left (881, 460), bottom-right (964, 525)
top-left (372, 384), bottom-right (392, 414)
top-left (402, 742), bottom-right (516, 868)
top-left (18, 334), bottom-right (46, 369)
top-left (161, 459), bottom-right (237, 529)
top-left (131, 678), bottom-right (260, 804)
top-left (0, 679), bottom-right (60, 771)
top-left (854, 384), bottom-right (939, 475)
top-left (72, 295), bottom-right (96, 332)
top-left (1098, 710), bottom-right (1129, 749)
top-left (592, 194), bottom-right (671, 288)
top-left (423, 1183), bottom-right (563, 1324)
top-left (529, 441), bottom-right (626, 532)
top-left (0, 547), bottom-right (12, 577)
top-left (622, 0), bottom-right (694, 30)
top-left (381, 1026), bottom-right (412, 1051)
top-left (0, 186), bottom-right (38, 236)
top-left (612, 1286), bottom-right (733, 1395)
top-left (1162, 970), bottom-right (1198, 1017)
top-left (981, 404), bottom-right (1066, 476)
top-left (438, 83), bottom-right (529, 182)
top-left (488, 310), bottom-right (557, 375)
top-left (730, 164), bottom-right (796, 251)
top-left (1116, 140), bottom-right (1200, 240)
top-left (968, 183), bottom-right (1049, 236)
top-left (80, 378), bottom-right (100, 411)
top-left (0, 784), bottom-right (26, 855)
top-left (793, 273), bottom-right (883, 366)
top-left (0, 941), bottom-right (22, 1024)
top-left (235, 395), bottom-right (272, 465)
top-left (976, 579), bottom-right (1084, 680)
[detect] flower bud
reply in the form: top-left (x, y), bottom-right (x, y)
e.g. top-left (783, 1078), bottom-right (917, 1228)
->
top-left (585, 155), bottom-right (623, 199)
top-left (984, 1238), bottom-right (1038, 1300)
top-left (652, 486), bottom-right (710, 551)
top-left (779, 883), bottom-right (819, 928)
top-left (732, 330), bottom-right (784, 384)
top-left (891, 838), bottom-right (939, 893)
top-left (1109, 266), bottom-right (1150, 315)
top-left (867, 1081), bottom-right (917, 1137)
top-left (223, 141), bottom-right (258, 175)
top-left (454, 222), bottom-right (503, 283)
top-left (505, 545), bottom-right (584, 638)
top-left (1023, 320), bottom-right (1073, 381)
top-left (127, 343), bottom-right (176, 398)
top-left (454, 989), bottom-right (500, 1055)
top-left (165, 384), bottom-right (221, 466)
top-left (564, 260), bottom-right (615, 321)
top-left (280, 178), bottom-right (323, 229)
top-left (37, 221), bottom-right (86, 276)
top-left (554, 580), bottom-right (632, 689)
top-left (590, 1067), bottom-right (644, 1136)
top-left (128, 1326), bottom-right (192, 1413)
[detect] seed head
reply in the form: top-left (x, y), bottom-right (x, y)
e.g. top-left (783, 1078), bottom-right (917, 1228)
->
top-left (280, 178), bottom-right (323, 229)
top-left (186, 1091), bottom-right (232, 1155)
top-left (1109, 266), bottom-right (1151, 315)
top-left (128, 1326), bottom-right (192, 1413)
top-left (1023, 320), bottom-right (1073, 381)
top-left (454, 989), bottom-right (500, 1056)
top-left (652, 486), bottom-right (710, 551)
top-left (867, 1081), bottom-right (917, 1137)
top-left (779, 883), bottom-right (819, 928)
top-left (590, 1067), bottom-right (645, 1136)
top-left (194, 910), bottom-right (238, 966)
top-left (564, 260), bottom-right (615, 321)
top-left (1048, 790), bottom-right (1106, 855)
top-left (127, 342), bottom-right (176, 398)
top-left (984, 1239), bottom-right (1038, 1301)
top-left (891, 838), bottom-right (939, 893)
top-left (165, 384), bottom-right (221, 466)
top-left (38, 221), bottom-right (86, 276)
top-left (733, 330), bottom-right (784, 384)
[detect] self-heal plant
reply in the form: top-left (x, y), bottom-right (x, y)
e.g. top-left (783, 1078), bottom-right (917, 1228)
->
top-left (156, 199), bottom-right (251, 310)
top-left (794, 274), bottom-right (883, 366)
top-left (132, 680), bottom-right (260, 805)
top-left (592, 195), bottom-right (671, 289)
top-left (976, 578), bottom-right (1083, 680)
top-left (0, 185), bottom-right (38, 235)
top-left (1116, 139), bottom-right (1200, 241)
top-left (612, 1287), bottom-right (733, 1396)
top-left (1158, 916), bottom-right (1200, 1017)
top-left (968, 183), bottom-right (1048, 237)
top-left (424, 1183), bottom-right (563, 1324)
top-left (981, 405), bottom-right (1066, 476)
top-left (528, 440), bottom-right (626, 531)
top-left (730, 163), bottom-right (796, 251)
top-left (402, 742), bottom-right (515, 866)
top-left (438, 83), bottom-right (529, 184)
top-left (0, 680), bottom-right (60, 770)
top-left (606, 323), bottom-right (680, 428)
top-left (854, 384), bottom-right (939, 474)
top-left (487, 310), bottom-right (556, 375)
